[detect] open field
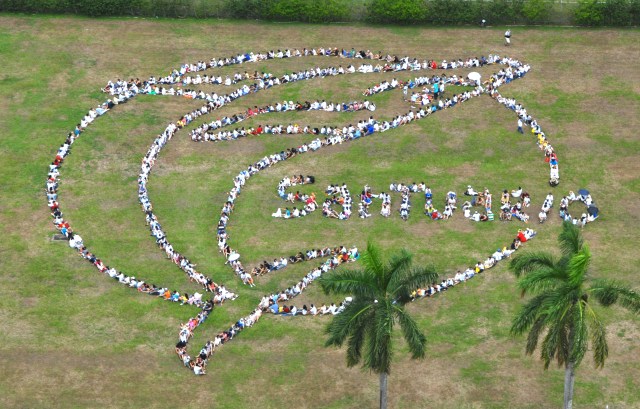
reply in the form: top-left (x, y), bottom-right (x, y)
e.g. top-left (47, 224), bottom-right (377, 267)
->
top-left (0, 15), bottom-right (639, 408)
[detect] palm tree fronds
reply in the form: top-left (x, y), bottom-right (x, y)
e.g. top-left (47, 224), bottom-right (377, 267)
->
top-left (511, 294), bottom-right (551, 336)
top-left (364, 300), bottom-right (394, 375)
top-left (525, 316), bottom-right (547, 355)
top-left (510, 252), bottom-right (559, 279)
top-left (540, 285), bottom-right (579, 324)
top-left (567, 245), bottom-right (591, 287)
top-left (590, 279), bottom-right (640, 313)
top-left (508, 224), bottom-right (639, 403)
top-left (386, 249), bottom-right (413, 281)
top-left (558, 222), bottom-right (584, 257)
top-left (385, 250), bottom-right (415, 300)
top-left (569, 302), bottom-right (588, 368)
top-left (540, 315), bottom-right (570, 369)
top-left (362, 242), bottom-right (385, 282)
top-left (390, 266), bottom-right (439, 304)
top-left (393, 305), bottom-right (427, 360)
top-left (319, 269), bottom-right (377, 299)
top-left (585, 304), bottom-right (609, 369)
top-left (517, 267), bottom-right (565, 296)
top-left (346, 315), bottom-right (369, 367)
top-left (325, 300), bottom-right (373, 348)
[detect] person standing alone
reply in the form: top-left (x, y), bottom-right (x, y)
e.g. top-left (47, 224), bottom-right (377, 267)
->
top-left (504, 29), bottom-right (511, 46)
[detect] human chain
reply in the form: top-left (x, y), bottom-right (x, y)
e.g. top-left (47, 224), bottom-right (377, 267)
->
top-left (47, 45), bottom-right (597, 376)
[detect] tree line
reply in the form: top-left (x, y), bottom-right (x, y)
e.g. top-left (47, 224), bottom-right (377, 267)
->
top-left (2, 0), bottom-right (639, 26)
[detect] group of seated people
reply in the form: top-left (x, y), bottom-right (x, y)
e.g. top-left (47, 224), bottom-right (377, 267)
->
top-left (424, 189), bottom-right (457, 220)
top-left (272, 175), bottom-right (318, 219)
top-left (101, 48), bottom-right (526, 179)
top-left (251, 257), bottom-right (288, 276)
top-left (189, 99), bottom-right (376, 142)
top-left (156, 73), bottom-right (498, 285)
top-left (140, 50), bottom-right (503, 104)
top-left (538, 192), bottom-right (555, 223)
top-left (412, 228), bottom-right (536, 299)
top-left (558, 190), bottom-right (599, 226)
top-left (265, 299), bottom-right (353, 316)
top-left (49, 42), bottom-right (554, 378)
top-left (248, 247), bottom-right (337, 279)
top-left (138, 115), bottom-right (243, 300)
top-left (398, 186), bottom-right (413, 221)
top-left (319, 182), bottom-right (460, 221)
top-left (52, 47), bottom-right (539, 375)
top-left (259, 245), bottom-right (359, 314)
top-left (267, 227), bottom-right (537, 315)
top-left (47, 101), bottom-right (235, 320)
top-left (359, 54), bottom-right (504, 97)
top-left (272, 180), bottom-right (360, 221)
top-left (362, 73), bottom-right (474, 109)
top-left (488, 76), bottom-right (561, 187)
top-left (242, 247), bottom-right (334, 279)
top-left (358, 184), bottom-right (392, 218)
top-left (462, 184), bottom-right (594, 228)
top-left (161, 51), bottom-right (558, 376)
top-left (462, 185), bottom-right (534, 223)
top-left (322, 184), bottom-right (354, 219)
top-left (365, 182), bottom-right (455, 221)
top-left (108, 49), bottom-right (507, 144)
top-left (464, 185), bottom-right (492, 221)
top-left (176, 307), bottom-right (263, 375)
top-left (131, 48), bottom-right (500, 96)
top-left (272, 181), bottom-right (569, 226)
top-left (272, 180), bottom-right (572, 225)
top-left (386, 182), bottom-right (443, 221)
top-left (501, 189), bottom-right (531, 223)
top-left (181, 71), bottom-right (246, 86)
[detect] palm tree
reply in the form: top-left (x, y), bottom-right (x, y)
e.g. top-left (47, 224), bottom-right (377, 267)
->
top-left (510, 222), bottom-right (640, 409)
top-left (319, 242), bottom-right (439, 409)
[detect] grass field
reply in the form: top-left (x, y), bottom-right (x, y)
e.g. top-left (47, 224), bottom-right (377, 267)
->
top-left (0, 15), bottom-right (639, 409)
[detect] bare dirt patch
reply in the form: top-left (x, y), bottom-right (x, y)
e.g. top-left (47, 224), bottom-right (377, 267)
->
top-left (607, 156), bottom-right (640, 183)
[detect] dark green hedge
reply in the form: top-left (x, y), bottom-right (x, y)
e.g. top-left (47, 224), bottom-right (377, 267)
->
top-left (0, 0), bottom-right (147, 16)
top-left (220, 0), bottom-right (353, 23)
top-left (574, 0), bottom-right (640, 25)
top-left (1, 0), bottom-right (639, 26)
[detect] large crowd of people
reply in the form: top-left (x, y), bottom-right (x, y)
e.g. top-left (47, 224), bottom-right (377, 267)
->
top-left (268, 228), bottom-right (537, 316)
top-left (48, 45), bottom-right (583, 375)
top-left (558, 190), bottom-right (599, 226)
top-left (189, 99), bottom-right (376, 142)
top-left (48, 110), bottom-right (235, 304)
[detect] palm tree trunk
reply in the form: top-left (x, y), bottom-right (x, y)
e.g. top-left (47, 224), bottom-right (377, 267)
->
top-left (379, 371), bottom-right (388, 409)
top-left (563, 361), bottom-right (575, 409)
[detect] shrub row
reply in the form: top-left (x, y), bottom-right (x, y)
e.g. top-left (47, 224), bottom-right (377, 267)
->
top-left (574, 0), bottom-right (640, 26)
top-left (2, 0), bottom-right (639, 26)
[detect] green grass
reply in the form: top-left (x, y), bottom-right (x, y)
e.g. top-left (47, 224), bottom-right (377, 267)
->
top-left (0, 15), bottom-right (639, 409)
